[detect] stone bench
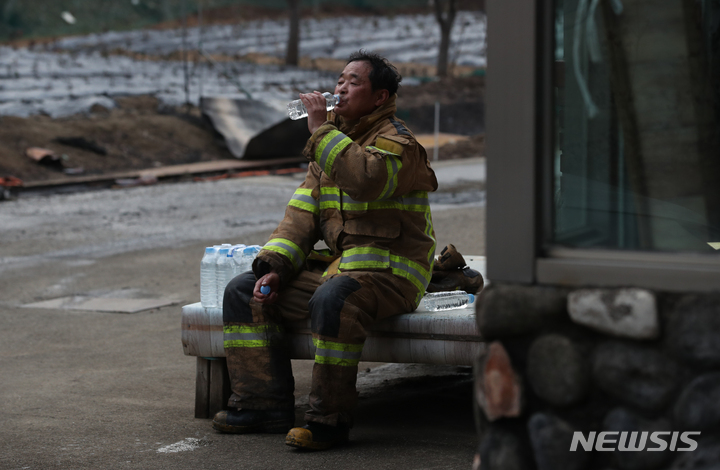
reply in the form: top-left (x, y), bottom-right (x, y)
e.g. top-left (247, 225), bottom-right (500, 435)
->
top-left (181, 256), bottom-right (486, 419)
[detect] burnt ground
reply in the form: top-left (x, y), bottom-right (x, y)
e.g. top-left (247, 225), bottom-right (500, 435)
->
top-left (0, 75), bottom-right (484, 184)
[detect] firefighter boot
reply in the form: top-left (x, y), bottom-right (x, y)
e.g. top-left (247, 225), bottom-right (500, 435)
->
top-left (285, 422), bottom-right (350, 450)
top-left (434, 244), bottom-right (466, 271)
top-left (427, 266), bottom-right (484, 294)
top-left (212, 408), bottom-right (295, 434)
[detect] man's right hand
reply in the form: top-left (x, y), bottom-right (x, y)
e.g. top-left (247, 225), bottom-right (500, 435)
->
top-left (253, 271), bottom-right (280, 305)
top-left (299, 91), bottom-right (328, 135)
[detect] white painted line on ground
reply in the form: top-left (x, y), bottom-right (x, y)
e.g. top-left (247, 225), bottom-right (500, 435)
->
top-left (156, 438), bottom-right (204, 453)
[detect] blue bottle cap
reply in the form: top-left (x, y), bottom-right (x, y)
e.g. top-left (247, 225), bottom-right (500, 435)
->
top-left (260, 285), bottom-right (271, 295)
top-left (468, 294), bottom-right (475, 303)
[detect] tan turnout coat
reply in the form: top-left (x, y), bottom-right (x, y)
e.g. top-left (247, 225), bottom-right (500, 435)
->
top-left (255, 94), bottom-right (438, 307)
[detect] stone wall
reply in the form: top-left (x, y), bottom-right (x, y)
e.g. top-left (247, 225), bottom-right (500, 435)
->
top-left (472, 284), bottom-right (720, 470)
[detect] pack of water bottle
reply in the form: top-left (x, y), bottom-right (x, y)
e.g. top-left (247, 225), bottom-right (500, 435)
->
top-left (200, 243), bottom-right (263, 308)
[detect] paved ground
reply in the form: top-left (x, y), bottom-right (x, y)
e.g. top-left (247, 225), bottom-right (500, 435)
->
top-left (0, 158), bottom-right (485, 470)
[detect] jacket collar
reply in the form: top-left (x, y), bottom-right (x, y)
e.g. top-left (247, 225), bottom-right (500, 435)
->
top-left (333, 94), bottom-right (398, 137)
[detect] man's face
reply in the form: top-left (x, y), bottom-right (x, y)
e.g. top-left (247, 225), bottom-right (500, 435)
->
top-left (333, 61), bottom-right (387, 121)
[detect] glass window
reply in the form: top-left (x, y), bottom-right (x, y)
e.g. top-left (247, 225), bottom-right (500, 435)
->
top-left (553, 0), bottom-right (720, 253)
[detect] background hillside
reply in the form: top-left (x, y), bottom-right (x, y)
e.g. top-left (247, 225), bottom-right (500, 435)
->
top-left (0, 0), bottom-right (482, 43)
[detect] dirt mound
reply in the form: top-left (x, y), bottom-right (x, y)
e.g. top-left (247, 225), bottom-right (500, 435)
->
top-left (0, 96), bottom-right (232, 183)
top-left (437, 134), bottom-right (485, 160)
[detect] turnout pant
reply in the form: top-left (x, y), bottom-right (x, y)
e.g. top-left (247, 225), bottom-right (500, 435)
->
top-left (222, 268), bottom-right (415, 427)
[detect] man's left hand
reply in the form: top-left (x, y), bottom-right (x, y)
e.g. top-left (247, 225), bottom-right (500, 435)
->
top-left (299, 91), bottom-right (327, 135)
top-left (253, 271), bottom-right (280, 305)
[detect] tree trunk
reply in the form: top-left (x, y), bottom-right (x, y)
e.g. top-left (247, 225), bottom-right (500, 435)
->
top-left (161, 0), bottom-right (173, 22)
top-left (433, 0), bottom-right (457, 77)
top-left (2, 0), bottom-right (19, 21)
top-left (286, 0), bottom-right (300, 66)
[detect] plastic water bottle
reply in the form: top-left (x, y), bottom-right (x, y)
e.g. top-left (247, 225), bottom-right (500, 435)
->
top-left (216, 246), bottom-right (233, 302)
top-left (243, 245), bottom-right (262, 269)
top-left (231, 245), bottom-right (257, 274)
top-left (200, 246), bottom-right (218, 308)
top-left (230, 244), bottom-right (246, 277)
top-left (287, 92), bottom-right (340, 120)
top-left (417, 291), bottom-right (476, 312)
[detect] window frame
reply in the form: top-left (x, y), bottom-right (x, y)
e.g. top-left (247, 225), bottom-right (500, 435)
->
top-left (485, 0), bottom-right (720, 292)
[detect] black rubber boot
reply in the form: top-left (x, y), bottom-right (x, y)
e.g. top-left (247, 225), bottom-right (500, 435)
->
top-left (427, 267), bottom-right (484, 294)
top-left (212, 408), bottom-right (295, 434)
top-left (285, 422), bottom-right (350, 450)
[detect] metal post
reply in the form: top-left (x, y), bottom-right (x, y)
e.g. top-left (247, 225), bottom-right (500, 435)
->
top-left (181, 0), bottom-right (190, 108)
top-left (198, 0), bottom-right (204, 101)
top-left (433, 101), bottom-right (440, 161)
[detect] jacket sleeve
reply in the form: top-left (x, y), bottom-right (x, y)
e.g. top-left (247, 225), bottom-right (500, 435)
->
top-left (302, 122), bottom-right (437, 202)
top-left (253, 165), bottom-right (322, 286)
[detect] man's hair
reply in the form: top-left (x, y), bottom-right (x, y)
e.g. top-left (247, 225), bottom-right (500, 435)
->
top-left (347, 50), bottom-right (402, 96)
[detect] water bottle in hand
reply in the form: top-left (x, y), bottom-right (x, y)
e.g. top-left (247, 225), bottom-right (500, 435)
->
top-left (287, 92), bottom-right (339, 120)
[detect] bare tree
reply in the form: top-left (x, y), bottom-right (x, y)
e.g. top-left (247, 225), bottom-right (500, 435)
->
top-left (433, 0), bottom-right (457, 77)
top-left (1, 0), bottom-right (19, 23)
top-left (161, 0), bottom-right (173, 22)
top-left (286, 0), bottom-right (300, 66)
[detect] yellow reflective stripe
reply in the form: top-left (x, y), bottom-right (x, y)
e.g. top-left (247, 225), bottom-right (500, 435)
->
top-left (366, 145), bottom-right (401, 156)
top-left (263, 238), bottom-right (306, 271)
top-left (322, 188), bottom-right (430, 211)
top-left (379, 154), bottom-right (402, 200)
top-left (319, 186), bottom-right (341, 210)
top-left (340, 192), bottom-right (368, 211)
top-left (315, 355), bottom-right (361, 366)
top-left (288, 199), bottom-right (318, 214)
top-left (321, 187), bottom-right (340, 196)
top-left (338, 247), bottom-right (390, 270)
top-left (225, 339), bottom-right (272, 348)
top-left (223, 324), bottom-right (283, 348)
top-left (313, 338), bottom-right (364, 352)
top-left (335, 247), bottom-right (431, 298)
top-left (224, 325), bottom-right (282, 334)
top-left (401, 190), bottom-right (430, 212)
top-left (425, 208), bottom-right (436, 266)
top-left (340, 192), bottom-right (429, 211)
top-left (288, 188), bottom-right (319, 215)
top-left (316, 130), bottom-right (341, 160)
top-left (313, 338), bottom-right (363, 366)
top-left (324, 136), bottom-right (352, 175)
top-left (389, 254), bottom-right (431, 295)
top-left (316, 130), bottom-right (352, 175)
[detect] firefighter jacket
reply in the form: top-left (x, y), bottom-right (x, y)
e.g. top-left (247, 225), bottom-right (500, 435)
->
top-left (254, 94), bottom-right (439, 307)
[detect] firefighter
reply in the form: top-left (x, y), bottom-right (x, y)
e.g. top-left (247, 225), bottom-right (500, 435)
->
top-left (212, 50), bottom-right (438, 450)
